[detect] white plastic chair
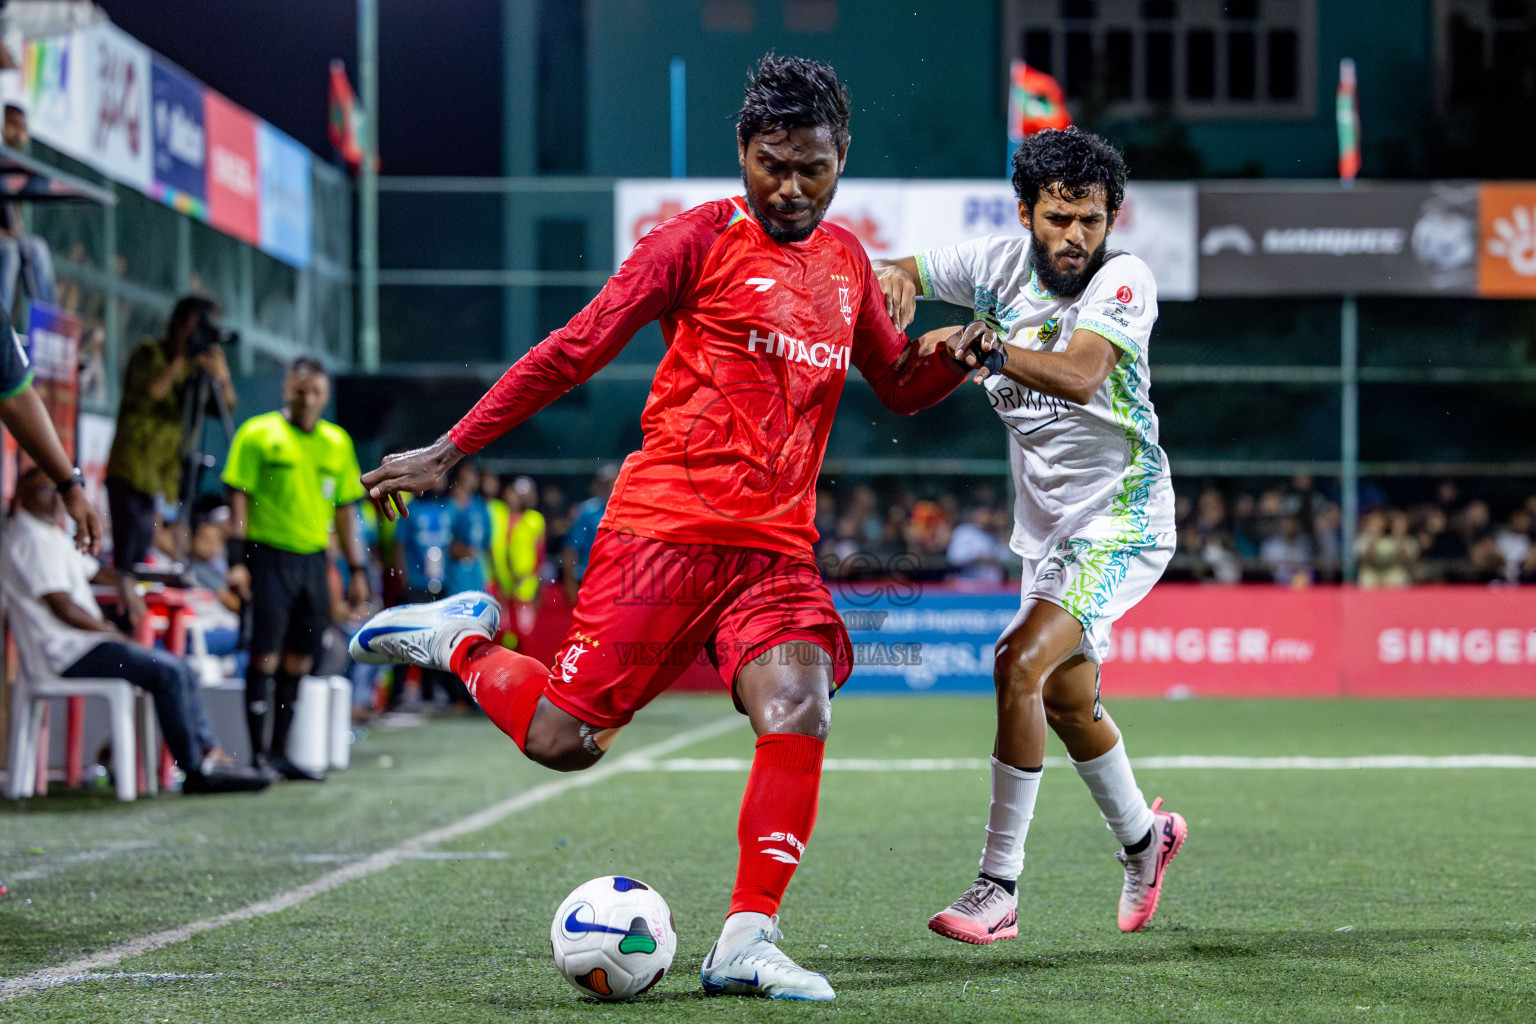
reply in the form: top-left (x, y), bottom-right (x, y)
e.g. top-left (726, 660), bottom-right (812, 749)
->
top-left (5, 617), bottom-right (142, 802)
top-left (182, 618), bottom-right (226, 686)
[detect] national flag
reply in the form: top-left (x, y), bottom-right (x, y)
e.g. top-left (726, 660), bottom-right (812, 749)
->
top-left (1336, 57), bottom-right (1360, 188)
top-left (328, 59), bottom-right (365, 174)
top-left (1008, 60), bottom-right (1071, 143)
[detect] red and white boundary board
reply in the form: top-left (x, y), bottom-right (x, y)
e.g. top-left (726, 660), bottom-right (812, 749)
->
top-left (1065, 585), bottom-right (1536, 699)
top-left (524, 583), bottom-right (1536, 699)
top-left (1338, 587), bottom-right (1536, 698)
top-left (1103, 585), bottom-right (1341, 697)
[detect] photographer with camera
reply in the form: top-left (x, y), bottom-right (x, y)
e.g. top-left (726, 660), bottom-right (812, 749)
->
top-left (106, 295), bottom-right (236, 570)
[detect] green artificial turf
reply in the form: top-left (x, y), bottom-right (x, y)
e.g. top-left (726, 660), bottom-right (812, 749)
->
top-left (3, 696), bottom-right (1534, 1022)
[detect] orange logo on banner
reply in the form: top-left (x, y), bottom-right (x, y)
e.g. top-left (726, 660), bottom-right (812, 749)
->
top-left (1477, 183), bottom-right (1536, 297)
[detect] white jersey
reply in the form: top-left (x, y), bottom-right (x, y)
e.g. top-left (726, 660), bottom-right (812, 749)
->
top-left (916, 235), bottom-right (1175, 559)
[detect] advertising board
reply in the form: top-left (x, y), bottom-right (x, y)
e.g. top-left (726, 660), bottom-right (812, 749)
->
top-left (615, 179), bottom-right (1198, 299)
top-left (1476, 182), bottom-right (1536, 298)
top-left (18, 24), bottom-right (313, 261)
top-left (1197, 183), bottom-right (1479, 296)
top-left (76, 23), bottom-right (153, 193)
top-left (258, 122), bottom-right (313, 268)
top-left (204, 89), bottom-right (259, 246)
top-left (832, 583), bottom-right (1536, 698)
top-left (22, 302), bottom-right (81, 461)
top-left (150, 57), bottom-right (206, 215)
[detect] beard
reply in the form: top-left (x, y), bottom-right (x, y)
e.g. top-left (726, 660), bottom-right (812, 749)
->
top-left (742, 171), bottom-right (837, 244)
top-left (1030, 230), bottom-right (1107, 298)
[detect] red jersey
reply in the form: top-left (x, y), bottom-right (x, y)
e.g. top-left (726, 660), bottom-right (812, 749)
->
top-left (450, 197), bottom-right (964, 557)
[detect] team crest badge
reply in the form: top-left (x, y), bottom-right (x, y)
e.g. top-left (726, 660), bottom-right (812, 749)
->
top-left (1038, 317), bottom-right (1061, 345)
top-left (838, 285), bottom-right (853, 325)
top-left (559, 643), bottom-right (587, 682)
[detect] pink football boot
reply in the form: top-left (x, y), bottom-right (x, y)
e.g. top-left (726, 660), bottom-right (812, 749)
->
top-left (928, 877), bottom-right (1019, 945)
top-left (1116, 797), bottom-right (1187, 932)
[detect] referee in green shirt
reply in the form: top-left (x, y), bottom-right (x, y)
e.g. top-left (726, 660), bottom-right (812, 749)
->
top-left (223, 356), bottom-right (370, 781)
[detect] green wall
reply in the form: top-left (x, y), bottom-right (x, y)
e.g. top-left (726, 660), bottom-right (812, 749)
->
top-left (1178, 0), bottom-right (1437, 178)
top-left (581, 0), bottom-right (1440, 181)
top-left (585, 0), bottom-right (1005, 178)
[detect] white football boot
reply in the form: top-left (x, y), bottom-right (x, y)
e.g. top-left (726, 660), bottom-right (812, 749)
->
top-left (700, 916), bottom-right (835, 1001)
top-left (348, 591), bottom-right (500, 668)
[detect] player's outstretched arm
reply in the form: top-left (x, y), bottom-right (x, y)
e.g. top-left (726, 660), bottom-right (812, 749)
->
top-left (0, 386), bottom-right (103, 553)
top-left (871, 257), bottom-right (921, 331)
top-left (441, 205), bottom-right (721, 454)
top-left (361, 202), bottom-right (728, 520)
top-left (964, 327), bottom-right (1119, 405)
top-left (851, 256), bottom-right (967, 414)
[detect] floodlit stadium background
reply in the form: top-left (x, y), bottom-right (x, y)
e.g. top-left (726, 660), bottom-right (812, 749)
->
top-left (12, 0), bottom-right (1526, 699)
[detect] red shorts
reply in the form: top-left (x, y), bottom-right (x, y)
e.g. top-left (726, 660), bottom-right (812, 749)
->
top-left (544, 529), bottom-right (853, 728)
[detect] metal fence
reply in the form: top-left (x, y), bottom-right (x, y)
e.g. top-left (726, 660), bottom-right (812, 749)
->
top-left (25, 143), bottom-right (353, 413)
top-left (367, 177), bottom-right (1536, 579)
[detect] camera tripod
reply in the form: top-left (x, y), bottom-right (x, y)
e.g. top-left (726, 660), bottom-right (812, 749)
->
top-left (175, 364), bottom-right (236, 541)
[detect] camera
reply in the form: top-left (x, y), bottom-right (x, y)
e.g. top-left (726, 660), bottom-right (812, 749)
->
top-left (186, 313), bottom-right (239, 358)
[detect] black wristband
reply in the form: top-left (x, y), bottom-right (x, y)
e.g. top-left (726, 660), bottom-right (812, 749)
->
top-left (56, 467), bottom-right (83, 495)
top-left (227, 538), bottom-right (249, 567)
top-left (348, 562), bottom-right (368, 574)
top-left (982, 346), bottom-right (1007, 374)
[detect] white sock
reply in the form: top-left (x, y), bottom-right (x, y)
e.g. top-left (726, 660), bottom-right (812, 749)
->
top-left (1071, 736), bottom-right (1155, 847)
top-left (978, 757), bottom-right (1043, 882)
top-left (713, 911), bottom-right (773, 963)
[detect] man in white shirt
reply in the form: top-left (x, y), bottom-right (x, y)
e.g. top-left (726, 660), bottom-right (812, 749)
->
top-left (876, 128), bottom-right (1185, 942)
top-left (0, 467), bottom-right (267, 795)
top-left (946, 504), bottom-right (1011, 583)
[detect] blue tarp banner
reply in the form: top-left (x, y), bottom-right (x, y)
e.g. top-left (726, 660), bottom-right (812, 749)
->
top-left (833, 586), bottom-right (1016, 693)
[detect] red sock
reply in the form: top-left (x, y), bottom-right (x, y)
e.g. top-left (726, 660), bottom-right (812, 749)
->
top-left (730, 733), bottom-right (826, 916)
top-left (450, 636), bottom-right (550, 750)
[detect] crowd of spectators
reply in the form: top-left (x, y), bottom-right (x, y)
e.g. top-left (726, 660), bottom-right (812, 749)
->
top-left (811, 482), bottom-right (1014, 581)
top-left (1172, 477), bottom-right (1536, 587)
top-left (797, 474), bottom-right (1536, 588)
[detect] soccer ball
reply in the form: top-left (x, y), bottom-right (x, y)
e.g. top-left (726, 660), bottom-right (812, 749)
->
top-left (550, 876), bottom-right (676, 1000)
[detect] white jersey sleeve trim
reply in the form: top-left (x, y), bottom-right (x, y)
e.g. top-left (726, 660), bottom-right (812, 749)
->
top-left (914, 236), bottom-right (1006, 308)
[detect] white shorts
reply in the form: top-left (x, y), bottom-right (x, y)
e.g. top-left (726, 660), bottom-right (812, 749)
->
top-left (1002, 519), bottom-right (1175, 666)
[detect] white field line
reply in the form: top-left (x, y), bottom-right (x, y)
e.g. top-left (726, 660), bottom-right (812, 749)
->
top-left (44, 973), bottom-right (222, 984)
top-left (296, 850), bottom-right (512, 864)
top-left (6, 840), bottom-right (159, 882)
top-left (0, 714), bottom-right (746, 1002)
top-left (637, 754), bottom-right (1536, 772)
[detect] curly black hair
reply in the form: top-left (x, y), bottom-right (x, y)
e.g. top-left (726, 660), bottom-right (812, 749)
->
top-left (1011, 127), bottom-right (1128, 214)
top-left (736, 53), bottom-right (851, 150)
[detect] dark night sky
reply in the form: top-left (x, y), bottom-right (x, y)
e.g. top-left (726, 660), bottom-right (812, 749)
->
top-left (98, 0), bottom-right (503, 175)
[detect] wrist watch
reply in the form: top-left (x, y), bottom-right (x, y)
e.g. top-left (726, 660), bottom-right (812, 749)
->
top-left (56, 467), bottom-right (84, 495)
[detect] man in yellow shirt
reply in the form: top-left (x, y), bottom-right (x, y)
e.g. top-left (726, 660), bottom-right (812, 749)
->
top-left (484, 471), bottom-right (511, 600)
top-left (222, 357), bottom-right (369, 780)
top-left (502, 476), bottom-right (545, 642)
